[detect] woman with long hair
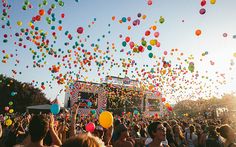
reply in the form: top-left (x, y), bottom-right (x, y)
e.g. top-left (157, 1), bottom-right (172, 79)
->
top-left (172, 125), bottom-right (187, 147)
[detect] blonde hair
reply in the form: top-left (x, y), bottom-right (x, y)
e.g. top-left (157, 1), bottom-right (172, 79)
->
top-left (62, 133), bottom-right (105, 147)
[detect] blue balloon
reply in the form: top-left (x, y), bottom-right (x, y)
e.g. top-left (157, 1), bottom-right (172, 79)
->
top-left (87, 101), bottom-right (92, 107)
top-left (133, 110), bottom-right (139, 115)
top-left (91, 109), bottom-right (96, 115)
top-left (50, 104), bottom-right (60, 115)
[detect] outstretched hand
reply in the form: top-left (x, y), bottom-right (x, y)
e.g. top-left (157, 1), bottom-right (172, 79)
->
top-left (49, 113), bottom-right (55, 128)
top-left (71, 103), bottom-right (79, 116)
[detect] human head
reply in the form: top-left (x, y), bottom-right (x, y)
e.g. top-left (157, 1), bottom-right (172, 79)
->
top-left (217, 124), bottom-right (235, 139)
top-left (116, 124), bottom-right (129, 139)
top-left (190, 125), bottom-right (195, 133)
top-left (62, 133), bottom-right (105, 147)
top-left (147, 121), bottom-right (166, 141)
top-left (29, 115), bottom-right (49, 142)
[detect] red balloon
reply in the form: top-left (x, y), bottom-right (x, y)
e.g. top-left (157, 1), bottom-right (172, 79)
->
top-left (145, 30), bottom-right (151, 36)
top-left (138, 46), bottom-right (144, 52)
top-left (161, 97), bottom-right (166, 102)
top-left (61, 13), bottom-right (65, 18)
top-left (201, 0), bottom-right (206, 6)
top-left (77, 27), bottom-right (84, 34)
top-left (125, 36), bottom-right (130, 42)
top-left (86, 122), bottom-right (95, 132)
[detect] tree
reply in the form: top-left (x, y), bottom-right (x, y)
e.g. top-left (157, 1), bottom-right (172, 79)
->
top-left (173, 94), bottom-right (236, 117)
top-left (0, 74), bottom-right (50, 113)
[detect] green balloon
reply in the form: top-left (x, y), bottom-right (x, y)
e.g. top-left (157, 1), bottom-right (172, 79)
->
top-left (148, 52), bottom-right (153, 58)
top-left (122, 41), bottom-right (127, 47)
top-left (147, 45), bottom-right (152, 50)
top-left (58, 1), bottom-right (64, 6)
top-left (142, 40), bottom-right (147, 46)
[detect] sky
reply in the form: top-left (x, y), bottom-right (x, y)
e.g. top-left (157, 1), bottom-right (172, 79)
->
top-left (0, 0), bottom-right (236, 105)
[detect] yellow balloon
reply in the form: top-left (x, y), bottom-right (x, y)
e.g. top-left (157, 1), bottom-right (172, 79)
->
top-left (210, 0), bottom-right (216, 4)
top-left (5, 119), bottom-right (12, 126)
top-left (150, 39), bottom-right (157, 46)
top-left (9, 109), bottom-right (14, 113)
top-left (99, 111), bottom-right (113, 129)
top-left (17, 21), bottom-right (22, 26)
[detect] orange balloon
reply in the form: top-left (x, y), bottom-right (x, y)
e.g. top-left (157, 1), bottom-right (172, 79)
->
top-left (152, 25), bottom-right (157, 30)
top-left (112, 16), bottom-right (116, 21)
top-left (195, 29), bottom-right (202, 36)
top-left (128, 25), bottom-right (131, 30)
top-left (39, 9), bottom-right (45, 16)
top-left (58, 26), bottom-right (63, 31)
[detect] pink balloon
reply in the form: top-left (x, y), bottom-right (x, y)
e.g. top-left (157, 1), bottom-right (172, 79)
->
top-left (129, 41), bottom-right (134, 48)
top-left (5, 107), bottom-right (9, 111)
top-left (199, 8), bottom-right (206, 15)
top-left (164, 51), bottom-right (168, 55)
top-left (147, 0), bottom-right (153, 5)
top-left (154, 32), bottom-right (159, 38)
top-left (86, 122), bottom-right (95, 132)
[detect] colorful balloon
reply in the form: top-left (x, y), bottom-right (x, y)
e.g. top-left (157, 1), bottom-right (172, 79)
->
top-left (5, 119), bottom-right (12, 126)
top-left (99, 111), bottom-right (113, 129)
top-left (210, 0), bottom-right (216, 4)
top-left (86, 122), bottom-right (95, 132)
top-left (50, 104), bottom-right (60, 115)
top-left (77, 27), bottom-right (84, 34)
top-left (17, 21), bottom-right (22, 26)
top-left (199, 8), bottom-right (206, 15)
top-left (195, 29), bottom-right (202, 36)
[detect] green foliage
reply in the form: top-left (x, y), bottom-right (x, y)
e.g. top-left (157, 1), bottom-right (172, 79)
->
top-left (173, 94), bottom-right (236, 117)
top-left (0, 74), bottom-right (50, 113)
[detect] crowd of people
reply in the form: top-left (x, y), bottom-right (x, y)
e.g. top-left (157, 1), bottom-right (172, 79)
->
top-left (0, 104), bottom-right (236, 147)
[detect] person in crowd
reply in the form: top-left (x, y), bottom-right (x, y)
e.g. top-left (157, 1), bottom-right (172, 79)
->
top-left (199, 124), bottom-right (208, 147)
top-left (146, 121), bottom-right (169, 147)
top-left (62, 133), bottom-right (105, 147)
top-left (103, 125), bottom-right (113, 147)
top-left (185, 125), bottom-right (198, 147)
top-left (206, 126), bottom-right (224, 147)
top-left (113, 124), bottom-right (134, 147)
top-left (163, 122), bottom-right (176, 147)
top-left (173, 124), bottom-right (187, 147)
top-left (130, 124), bottom-right (141, 138)
top-left (4, 121), bottom-right (25, 147)
top-left (217, 124), bottom-right (236, 147)
top-left (19, 114), bottom-right (61, 147)
top-left (140, 123), bottom-right (148, 138)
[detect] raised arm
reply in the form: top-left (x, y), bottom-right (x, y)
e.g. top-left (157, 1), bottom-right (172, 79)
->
top-left (70, 104), bottom-right (79, 137)
top-left (49, 114), bottom-right (62, 146)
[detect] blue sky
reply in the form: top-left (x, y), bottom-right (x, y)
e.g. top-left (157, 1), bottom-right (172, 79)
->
top-left (1, 0), bottom-right (236, 104)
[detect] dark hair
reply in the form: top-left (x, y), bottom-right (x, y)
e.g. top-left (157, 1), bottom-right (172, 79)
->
top-left (217, 124), bottom-right (233, 139)
top-left (147, 121), bottom-right (162, 139)
top-left (116, 124), bottom-right (128, 139)
top-left (29, 115), bottom-right (49, 142)
top-left (208, 126), bottom-right (218, 139)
